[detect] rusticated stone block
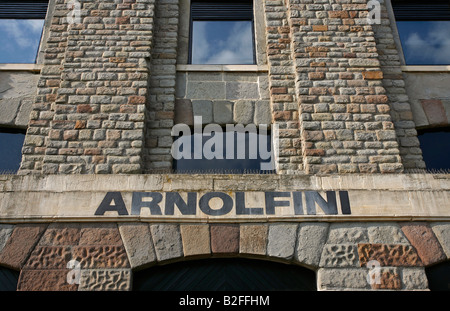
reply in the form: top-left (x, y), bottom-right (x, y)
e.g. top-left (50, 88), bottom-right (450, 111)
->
top-left (150, 224), bottom-right (183, 262)
top-left (371, 268), bottom-right (402, 290)
top-left (431, 223), bottom-right (450, 259)
top-left (24, 246), bottom-right (72, 269)
top-left (79, 223), bottom-right (123, 246)
top-left (402, 267), bottom-right (429, 290)
top-left (210, 224), bottom-right (239, 255)
top-left (38, 223), bottom-right (81, 246)
top-left (319, 244), bottom-right (359, 267)
top-left (180, 224), bottom-right (211, 257)
top-left (267, 224), bottom-right (298, 260)
top-left (18, 270), bottom-right (77, 291)
top-left (118, 223), bottom-right (156, 270)
top-left (240, 224), bottom-right (268, 256)
top-left (317, 268), bottom-right (369, 290)
top-left (0, 224), bottom-right (47, 270)
top-left (326, 223), bottom-right (368, 244)
top-left (72, 246), bottom-right (130, 269)
top-left (401, 223), bottom-right (447, 266)
top-left (79, 269), bottom-right (131, 291)
top-left (358, 244), bottom-right (422, 267)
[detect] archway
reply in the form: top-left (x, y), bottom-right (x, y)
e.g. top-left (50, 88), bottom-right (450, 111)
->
top-left (133, 258), bottom-right (316, 291)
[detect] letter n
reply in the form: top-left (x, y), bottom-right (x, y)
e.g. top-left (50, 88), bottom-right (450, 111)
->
top-left (95, 192), bottom-right (129, 215)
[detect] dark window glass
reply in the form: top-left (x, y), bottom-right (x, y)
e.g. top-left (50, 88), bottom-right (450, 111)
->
top-left (417, 129), bottom-right (450, 171)
top-left (173, 128), bottom-right (274, 174)
top-left (0, 19), bottom-right (45, 63)
top-left (189, 0), bottom-right (255, 65)
top-left (0, 130), bottom-right (25, 174)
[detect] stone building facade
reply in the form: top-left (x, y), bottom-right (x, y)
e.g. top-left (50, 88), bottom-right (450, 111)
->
top-left (0, 0), bottom-right (449, 292)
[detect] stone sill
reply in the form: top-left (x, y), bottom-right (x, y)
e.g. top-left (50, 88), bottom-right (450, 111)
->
top-left (401, 65), bottom-right (450, 72)
top-left (177, 64), bottom-right (269, 72)
top-left (0, 63), bottom-right (42, 72)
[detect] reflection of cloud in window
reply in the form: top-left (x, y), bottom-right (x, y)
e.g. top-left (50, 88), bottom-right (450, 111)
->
top-left (192, 21), bottom-right (254, 65)
top-left (399, 21), bottom-right (450, 65)
top-left (0, 19), bottom-right (45, 63)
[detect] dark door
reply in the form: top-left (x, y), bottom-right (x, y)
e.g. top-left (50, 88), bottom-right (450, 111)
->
top-left (0, 267), bottom-right (19, 291)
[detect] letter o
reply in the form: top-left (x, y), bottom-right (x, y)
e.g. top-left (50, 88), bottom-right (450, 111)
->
top-left (199, 192), bottom-right (233, 216)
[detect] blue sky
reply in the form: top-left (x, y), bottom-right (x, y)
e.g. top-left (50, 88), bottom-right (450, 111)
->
top-left (397, 21), bottom-right (450, 65)
top-left (191, 20), bottom-right (254, 65)
top-left (0, 19), bottom-right (44, 63)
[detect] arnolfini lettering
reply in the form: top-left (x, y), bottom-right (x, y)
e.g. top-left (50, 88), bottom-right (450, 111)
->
top-left (95, 191), bottom-right (351, 216)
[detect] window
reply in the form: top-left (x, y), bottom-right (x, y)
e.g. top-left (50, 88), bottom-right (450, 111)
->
top-left (189, 0), bottom-right (255, 65)
top-left (417, 128), bottom-right (450, 172)
top-left (0, 129), bottom-right (25, 174)
top-left (392, 0), bottom-right (450, 65)
top-left (0, 1), bottom-right (48, 63)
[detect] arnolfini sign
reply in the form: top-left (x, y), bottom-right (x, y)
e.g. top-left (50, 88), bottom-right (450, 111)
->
top-left (94, 191), bottom-right (352, 217)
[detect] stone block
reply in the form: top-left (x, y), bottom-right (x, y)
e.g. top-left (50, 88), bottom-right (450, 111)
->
top-left (240, 224), bottom-right (268, 256)
top-left (367, 223), bottom-right (409, 244)
top-left (79, 269), bottom-right (132, 291)
top-left (233, 100), bottom-right (254, 125)
top-left (430, 223), bottom-right (450, 259)
top-left (174, 99), bottom-right (194, 126)
top-left (402, 267), bottom-right (429, 290)
top-left (317, 268), bottom-right (369, 290)
top-left (254, 100), bottom-right (272, 125)
top-left (18, 270), bottom-right (77, 291)
top-left (79, 223), bottom-right (123, 246)
top-left (295, 223), bottom-right (328, 268)
top-left (358, 244), bottom-right (423, 267)
top-left (267, 224), bottom-right (298, 260)
top-left (320, 244), bottom-right (360, 268)
top-left (72, 246), bottom-right (130, 269)
top-left (24, 246), bottom-right (72, 269)
top-left (187, 81), bottom-right (225, 100)
top-left (226, 82), bottom-right (259, 100)
top-left (0, 224), bottom-right (47, 270)
top-left (150, 224), bottom-right (183, 262)
top-left (326, 223), bottom-right (369, 244)
top-left (0, 224), bottom-right (14, 253)
top-left (213, 100), bottom-right (233, 124)
top-left (401, 223), bottom-right (446, 266)
top-left (180, 224), bottom-right (211, 257)
top-left (0, 98), bottom-right (20, 125)
top-left (420, 99), bottom-right (447, 126)
top-left (210, 224), bottom-right (239, 255)
top-left (38, 223), bottom-right (81, 246)
top-left (192, 100), bottom-right (213, 124)
top-left (119, 223), bottom-right (156, 270)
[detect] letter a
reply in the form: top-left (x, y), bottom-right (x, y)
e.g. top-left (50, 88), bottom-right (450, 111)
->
top-left (95, 192), bottom-right (129, 215)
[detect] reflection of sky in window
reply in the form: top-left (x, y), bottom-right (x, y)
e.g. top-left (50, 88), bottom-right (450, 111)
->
top-left (418, 130), bottom-right (450, 171)
top-left (0, 19), bottom-right (45, 63)
top-left (0, 132), bottom-right (25, 173)
top-left (173, 131), bottom-right (272, 174)
top-left (192, 21), bottom-right (254, 65)
top-left (397, 21), bottom-right (450, 65)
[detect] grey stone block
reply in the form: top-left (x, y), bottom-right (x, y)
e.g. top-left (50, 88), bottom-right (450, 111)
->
top-left (118, 223), bottom-right (156, 270)
top-left (326, 223), bottom-right (369, 244)
top-left (0, 98), bottom-right (20, 125)
top-left (317, 268), bottom-right (370, 290)
top-left (367, 223), bottom-right (409, 244)
top-left (226, 82), bottom-right (259, 100)
top-left (16, 98), bottom-right (33, 127)
top-left (150, 224), bottom-right (183, 262)
top-left (79, 269), bottom-right (132, 291)
top-left (267, 224), bottom-right (298, 260)
top-left (295, 223), bottom-right (329, 268)
top-left (187, 81), bottom-right (225, 100)
top-left (402, 267), bottom-right (429, 290)
top-left (175, 73), bottom-right (186, 98)
top-left (213, 101), bottom-right (233, 124)
top-left (254, 100), bottom-right (272, 125)
top-left (192, 100), bottom-right (213, 124)
top-left (0, 224), bottom-right (14, 253)
top-left (233, 100), bottom-right (254, 125)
